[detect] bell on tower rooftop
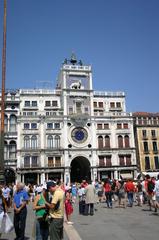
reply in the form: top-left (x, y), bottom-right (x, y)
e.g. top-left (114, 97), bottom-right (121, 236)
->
top-left (70, 53), bottom-right (77, 65)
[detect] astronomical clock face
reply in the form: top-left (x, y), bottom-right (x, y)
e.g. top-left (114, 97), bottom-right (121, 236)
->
top-left (71, 127), bottom-right (88, 143)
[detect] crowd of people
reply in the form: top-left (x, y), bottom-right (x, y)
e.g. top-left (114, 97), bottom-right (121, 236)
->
top-left (0, 173), bottom-right (158, 240)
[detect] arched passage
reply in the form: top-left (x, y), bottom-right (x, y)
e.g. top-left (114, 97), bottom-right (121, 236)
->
top-left (5, 168), bottom-right (16, 184)
top-left (71, 156), bottom-right (91, 183)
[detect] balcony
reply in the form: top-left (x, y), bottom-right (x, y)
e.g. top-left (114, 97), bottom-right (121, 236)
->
top-left (143, 150), bottom-right (149, 154)
top-left (153, 150), bottom-right (158, 154)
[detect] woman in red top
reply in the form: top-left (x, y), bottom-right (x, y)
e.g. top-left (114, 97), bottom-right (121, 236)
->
top-left (65, 190), bottom-right (74, 225)
top-left (103, 179), bottom-right (112, 208)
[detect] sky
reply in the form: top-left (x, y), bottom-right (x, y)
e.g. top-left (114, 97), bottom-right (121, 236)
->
top-left (0, 0), bottom-right (159, 112)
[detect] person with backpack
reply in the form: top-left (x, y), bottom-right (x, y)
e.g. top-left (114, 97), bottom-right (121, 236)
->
top-left (124, 179), bottom-right (135, 207)
top-left (146, 175), bottom-right (155, 211)
top-left (103, 178), bottom-right (112, 208)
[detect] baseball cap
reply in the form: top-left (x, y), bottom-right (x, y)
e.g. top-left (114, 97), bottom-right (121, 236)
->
top-left (47, 181), bottom-right (57, 190)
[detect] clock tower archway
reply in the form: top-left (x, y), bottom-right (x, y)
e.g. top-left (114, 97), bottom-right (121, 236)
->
top-left (70, 156), bottom-right (91, 183)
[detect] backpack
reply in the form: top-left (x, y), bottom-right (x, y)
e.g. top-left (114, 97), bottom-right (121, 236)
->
top-left (147, 181), bottom-right (155, 193)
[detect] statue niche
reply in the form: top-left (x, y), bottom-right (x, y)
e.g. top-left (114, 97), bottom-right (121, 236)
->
top-left (70, 80), bottom-right (82, 89)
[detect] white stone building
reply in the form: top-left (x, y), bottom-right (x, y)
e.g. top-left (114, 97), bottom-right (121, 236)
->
top-left (2, 55), bottom-right (137, 184)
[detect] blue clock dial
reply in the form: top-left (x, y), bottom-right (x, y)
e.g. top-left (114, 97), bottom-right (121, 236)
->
top-left (71, 127), bottom-right (88, 143)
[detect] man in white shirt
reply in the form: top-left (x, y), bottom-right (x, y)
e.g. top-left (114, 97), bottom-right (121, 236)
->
top-left (153, 174), bottom-right (159, 212)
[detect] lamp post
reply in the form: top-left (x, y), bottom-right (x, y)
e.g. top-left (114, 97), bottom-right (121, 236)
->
top-left (0, 0), bottom-right (7, 183)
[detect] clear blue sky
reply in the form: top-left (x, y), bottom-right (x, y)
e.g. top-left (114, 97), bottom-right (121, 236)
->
top-left (0, 0), bottom-right (159, 112)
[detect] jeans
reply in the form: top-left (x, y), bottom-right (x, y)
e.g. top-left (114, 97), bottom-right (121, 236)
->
top-left (50, 218), bottom-right (63, 240)
top-left (14, 207), bottom-right (27, 240)
top-left (105, 192), bottom-right (112, 208)
top-left (84, 203), bottom-right (94, 215)
top-left (36, 218), bottom-right (49, 240)
top-left (127, 192), bottom-right (134, 206)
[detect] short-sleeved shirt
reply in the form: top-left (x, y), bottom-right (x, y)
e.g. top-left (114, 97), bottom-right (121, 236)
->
top-left (2, 187), bottom-right (11, 199)
top-left (13, 189), bottom-right (29, 208)
top-left (49, 188), bottom-right (64, 219)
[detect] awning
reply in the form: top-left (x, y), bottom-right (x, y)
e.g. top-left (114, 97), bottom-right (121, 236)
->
top-left (120, 173), bottom-right (133, 179)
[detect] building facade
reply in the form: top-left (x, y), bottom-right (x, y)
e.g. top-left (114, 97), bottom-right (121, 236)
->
top-left (133, 112), bottom-right (159, 177)
top-left (1, 55), bottom-right (137, 184)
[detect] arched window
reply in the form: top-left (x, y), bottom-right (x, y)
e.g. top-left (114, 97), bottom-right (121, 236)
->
top-left (98, 136), bottom-right (103, 149)
top-left (4, 115), bottom-right (8, 133)
top-left (47, 135), bottom-right (53, 148)
top-left (9, 140), bottom-right (16, 159)
top-left (4, 141), bottom-right (8, 160)
top-left (24, 136), bottom-right (30, 149)
top-left (124, 135), bottom-right (130, 148)
top-left (31, 135), bottom-right (38, 149)
top-left (9, 115), bottom-right (17, 132)
top-left (54, 135), bottom-right (60, 148)
top-left (118, 135), bottom-right (123, 148)
top-left (105, 135), bottom-right (110, 148)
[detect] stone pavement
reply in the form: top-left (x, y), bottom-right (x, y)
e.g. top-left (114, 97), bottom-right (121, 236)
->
top-left (1, 201), bottom-right (159, 240)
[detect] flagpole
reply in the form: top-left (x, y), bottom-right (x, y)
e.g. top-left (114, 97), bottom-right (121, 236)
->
top-left (0, 0), bottom-right (7, 183)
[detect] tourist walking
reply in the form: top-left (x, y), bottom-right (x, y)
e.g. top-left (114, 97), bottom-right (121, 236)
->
top-left (103, 178), bottom-right (113, 208)
top-left (125, 179), bottom-right (135, 207)
top-left (65, 189), bottom-right (74, 224)
top-left (84, 180), bottom-right (96, 215)
top-left (13, 182), bottom-right (29, 240)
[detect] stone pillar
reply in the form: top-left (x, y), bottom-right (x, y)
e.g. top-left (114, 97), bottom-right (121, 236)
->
top-left (40, 172), bottom-right (45, 185)
top-left (37, 174), bottom-right (40, 185)
top-left (64, 168), bottom-right (70, 185)
top-left (92, 168), bottom-right (97, 181)
top-left (114, 170), bottom-right (118, 180)
top-left (21, 174), bottom-right (24, 183)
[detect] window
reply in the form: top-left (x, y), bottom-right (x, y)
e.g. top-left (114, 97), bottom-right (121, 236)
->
top-left (48, 157), bottom-right (54, 167)
top-left (9, 141), bottom-right (16, 159)
top-left (117, 123), bottom-right (122, 129)
top-left (153, 142), bottom-right (158, 152)
top-left (126, 155), bottom-right (131, 165)
top-left (54, 123), bottom-right (60, 129)
top-left (31, 136), bottom-right (38, 149)
top-left (118, 136), bottom-right (123, 148)
top-left (154, 156), bottom-right (159, 169)
top-left (98, 102), bottom-right (103, 108)
top-left (4, 142), bottom-right (7, 160)
top-left (138, 117), bottom-right (142, 125)
top-left (153, 118), bottom-right (157, 125)
top-left (151, 130), bottom-right (156, 138)
top-left (45, 101), bottom-right (51, 107)
top-left (32, 156), bottom-right (38, 167)
top-left (10, 115), bottom-right (17, 132)
top-left (84, 107), bottom-right (89, 114)
top-left (105, 136), bottom-right (110, 148)
top-left (24, 136), bottom-right (30, 149)
top-left (106, 156), bottom-right (111, 166)
top-left (32, 101), bottom-right (37, 107)
top-left (99, 156), bottom-right (105, 166)
top-left (116, 102), bottom-right (121, 108)
top-left (4, 115), bottom-right (8, 132)
top-left (24, 123), bottom-right (29, 129)
top-left (119, 155), bottom-right (125, 166)
top-left (143, 142), bottom-right (149, 153)
top-left (123, 123), bottom-right (128, 129)
top-left (104, 124), bottom-right (109, 129)
top-left (142, 130), bottom-right (147, 138)
top-left (31, 123), bottom-right (37, 129)
top-left (47, 123), bottom-right (53, 129)
top-left (93, 102), bottom-right (97, 108)
top-left (24, 156), bottom-right (30, 167)
top-left (145, 156), bottom-right (150, 170)
top-left (69, 107), bottom-right (73, 114)
top-left (143, 118), bottom-right (147, 125)
top-left (98, 136), bottom-right (103, 149)
top-left (55, 157), bottom-right (61, 167)
top-left (97, 124), bottom-right (102, 130)
top-left (47, 135), bottom-right (53, 148)
top-left (24, 101), bottom-right (30, 107)
top-left (124, 135), bottom-right (130, 148)
top-left (76, 102), bottom-right (82, 114)
top-left (52, 101), bottom-right (58, 107)
top-left (110, 102), bottom-right (115, 108)
top-left (11, 94), bottom-right (15, 101)
top-left (54, 135), bottom-right (60, 148)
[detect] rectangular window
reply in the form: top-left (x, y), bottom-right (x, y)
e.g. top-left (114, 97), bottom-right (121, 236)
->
top-left (104, 124), bottom-right (109, 129)
top-left (151, 130), bottom-right (156, 138)
top-left (98, 102), bottom-right (103, 108)
top-left (126, 155), bottom-right (131, 165)
top-left (153, 118), bottom-right (157, 125)
top-left (99, 156), bottom-right (105, 166)
top-left (24, 156), bottom-right (30, 167)
top-left (145, 156), bottom-right (150, 170)
top-left (52, 101), bottom-right (58, 107)
top-left (154, 156), bottom-right (159, 169)
top-left (123, 123), bottom-right (128, 129)
top-left (24, 123), bottom-right (29, 129)
top-left (142, 130), bottom-right (147, 138)
top-left (76, 102), bottom-right (82, 114)
top-left (93, 102), bottom-right (97, 108)
top-left (47, 123), bottom-right (53, 129)
top-left (84, 107), bottom-right (89, 114)
top-left (138, 117), bottom-right (142, 125)
top-left (45, 101), bottom-right (51, 107)
top-left (110, 102), bottom-right (115, 108)
top-left (24, 101), bottom-right (30, 107)
top-left (54, 123), bottom-right (60, 129)
top-left (32, 156), bottom-right (38, 167)
top-left (97, 124), bottom-right (102, 130)
top-left (31, 123), bottom-right (37, 129)
top-left (143, 118), bottom-right (147, 125)
top-left (119, 155), bottom-right (125, 166)
top-left (153, 142), bottom-right (158, 152)
top-left (116, 102), bottom-right (121, 108)
top-left (69, 107), bottom-right (73, 114)
top-left (117, 123), bottom-right (122, 129)
top-left (106, 156), bottom-right (111, 166)
top-left (48, 157), bottom-right (54, 167)
top-left (32, 101), bottom-right (37, 107)
top-left (55, 157), bottom-right (61, 167)
top-left (143, 142), bottom-right (149, 153)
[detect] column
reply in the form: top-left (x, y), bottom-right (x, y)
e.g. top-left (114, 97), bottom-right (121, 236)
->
top-left (21, 174), bottom-right (24, 183)
top-left (37, 174), bottom-right (40, 185)
top-left (40, 172), bottom-right (45, 184)
top-left (64, 168), bottom-right (70, 185)
top-left (114, 170), bottom-right (118, 180)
